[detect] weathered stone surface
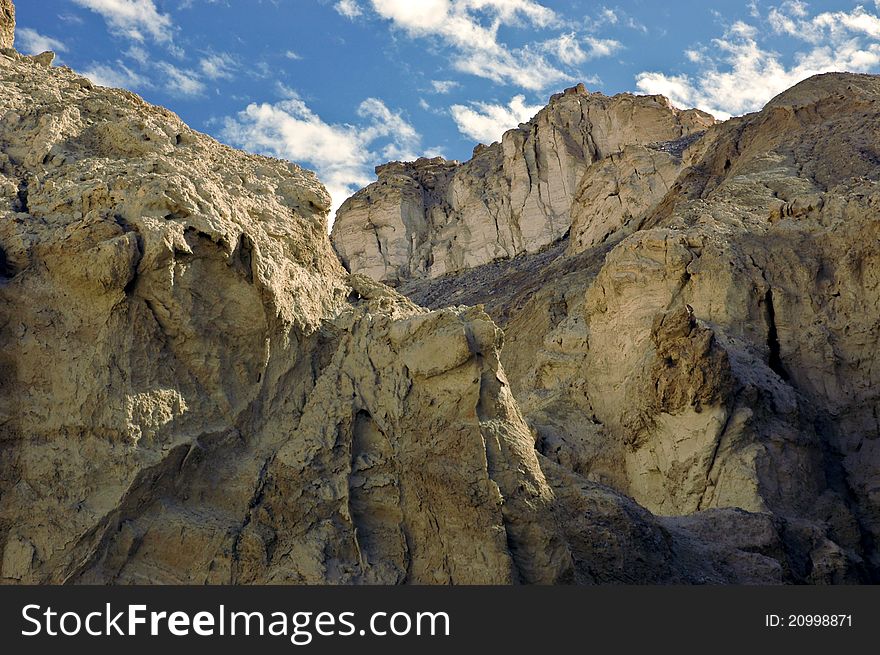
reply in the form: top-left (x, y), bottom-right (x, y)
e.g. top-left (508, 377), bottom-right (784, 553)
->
top-left (332, 85), bottom-right (714, 283)
top-left (0, 49), bottom-right (575, 584)
top-left (2, 0), bottom-right (877, 584)
top-left (0, 0), bottom-right (13, 50)
top-left (567, 138), bottom-right (697, 254)
top-left (403, 73), bottom-right (880, 581)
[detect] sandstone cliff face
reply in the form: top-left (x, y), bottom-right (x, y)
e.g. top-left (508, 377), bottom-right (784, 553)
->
top-left (331, 85), bottom-right (714, 283)
top-left (401, 73), bottom-right (880, 582)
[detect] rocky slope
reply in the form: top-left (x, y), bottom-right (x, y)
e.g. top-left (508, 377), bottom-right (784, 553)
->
top-left (399, 73), bottom-right (880, 581)
top-left (0, 0), bottom-right (875, 585)
top-left (331, 84), bottom-right (714, 283)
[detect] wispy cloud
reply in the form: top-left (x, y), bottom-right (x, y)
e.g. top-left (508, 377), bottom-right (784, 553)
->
top-left (222, 92), bottom-right (427, 215)
top-left (361, 0), bottom-right (570, 90)
top-left (450, 94), bottom-right (543, 144)
top-left (335, 0), bottom-right (363, 19)
top-left (159, 62), bottom-right (206, 97)
top-left (636, 2), bottom-right (880, 119)
top-left (199, 53), bottom-right (237, 81)
top-left (81, 61), bottom-right (151, 90)
top-left (430, 79), bottom-right (459, 94)
top-left (16, 28), bottom-right (68, 55)
top-left (72, 0), bottom-right (173, 43)
top-left (546, 32), bottom-right (621, 66)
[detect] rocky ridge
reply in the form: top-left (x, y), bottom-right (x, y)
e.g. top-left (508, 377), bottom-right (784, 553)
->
top-left (399, 73), bottom-right (880, 581)
top-left (331, 84), bottom-right (714, 283)
top-left (1, 0), bottom-right (876, 584)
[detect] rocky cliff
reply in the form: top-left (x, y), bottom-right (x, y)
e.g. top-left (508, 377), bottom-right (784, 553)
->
top-left (331, 84), bottom-right (714, 283)
top-left (0, 0), bottom-right (13, 50)
top-left (400, 72), bottom-right (880, 581)
top-left (0, 42), bottom-right (571, 584)
top-left (1, 0), bottom-right (876, 585)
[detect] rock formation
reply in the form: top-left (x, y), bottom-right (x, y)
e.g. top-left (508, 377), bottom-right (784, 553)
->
top-left (0, 0), bottom-right (13, 50)
top-left (0, 41), bottom-right (576, 584)
top-left (1, 0), bottom-right (877, 585)
top-left (400, 73), bottom-right (880, 581)
top-left (331, 84), bottom-right (714, 283)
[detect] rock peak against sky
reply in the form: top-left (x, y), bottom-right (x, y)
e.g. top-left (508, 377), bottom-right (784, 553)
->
top-left (18, 0), bottom-right (880, 213)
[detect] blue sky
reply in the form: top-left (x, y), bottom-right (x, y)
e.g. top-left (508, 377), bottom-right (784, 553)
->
top-left (16, 1), bottom-right (880, 213)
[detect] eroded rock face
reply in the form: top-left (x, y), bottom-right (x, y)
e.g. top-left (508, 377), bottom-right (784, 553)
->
top-left (2, 6), bottom-right (877, 585)
top-left (0, 49), bottom-right (579, 584)
top-left (331, 85), bottom-right (714, 283)
top-left (0, 0), bottom-right (13, 50)
top-left (402, 73), bottom-right (880, 582)
top-left (3, 39), bottom-right (784, 587)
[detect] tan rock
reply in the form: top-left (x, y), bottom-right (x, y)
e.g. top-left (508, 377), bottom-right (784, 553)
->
top-left (402, 73), bottom-right (880, 580)
top-left (2, 36), bottom-right (876, 585)
top-left (0, 53), bottom-right (572, 584)
top-left (332, 86), bottom-right (714, 283)
top-left (0, 0), bottom-right (13, 50)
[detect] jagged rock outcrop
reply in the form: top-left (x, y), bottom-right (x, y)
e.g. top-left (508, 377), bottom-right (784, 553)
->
top-left (567, 134), bottom-right (703, 253)
top-left (1, 26), bottom-right (804, 586)
top-left (331, 84), bottom-right (713, 283)
top-left (401, 72), bottom-right (880, 581)
top-left (0, 43), bottom-right (582, 584)
top-left (3, 0), bottom-right (877, 584)
top-left (0, 0), bottom-right (13, 50)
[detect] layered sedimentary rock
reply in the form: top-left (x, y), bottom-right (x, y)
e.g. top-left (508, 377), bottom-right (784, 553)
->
top-left (401, 73), bottom-right (880, 581)
top-left (331, 84), bottom-right (714, 283)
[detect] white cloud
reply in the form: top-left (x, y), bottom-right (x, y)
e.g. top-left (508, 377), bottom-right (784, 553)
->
top-left (199, 53), bottom-right (237, 80)
top-left (222, 93), bottom-right (425, 216)
top-left (159, 63), bottom-right (206, 97)
top-left (285, 50), bottom-right (303, 60)
top-left (366, 0), bottom-right (569, 90)
top-left (16, 28), bottom-right (68, 55)
top-left (450, 94), bottom-right (543, 144)
top-left (547, 32), bottom-right (621, 65)
top-left (431, 79), bottom-right (459, 94)
top-left (335, 0), bottom-right (363, 19)
top-left (584, 36), bottom-right (622, 59)
top-left (636, 4), bottom-right (880, 119)
top-left (81, 61), bottom-right (150, 90)
top-left (72, 0), bottom-right (173, 42)
top-left (124, 45), bottom-right (150, 64)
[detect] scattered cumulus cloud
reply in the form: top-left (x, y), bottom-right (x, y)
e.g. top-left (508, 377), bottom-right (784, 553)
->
top-left (363, 0), bottom-right (570, 90)
top-left (636, 3), bottom-right (880, 119)
top-left (71, 0), bottom-right (174, 43)
top-left (16, 28), bottom-right (68, 55)
top-left (285, 50), bottom-right (303, 60)
top-left (222, 92), bottom-right (428, 215)
top-left (450, 94), bottom-right (543, 144)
